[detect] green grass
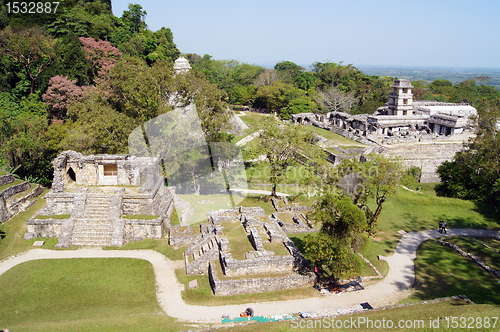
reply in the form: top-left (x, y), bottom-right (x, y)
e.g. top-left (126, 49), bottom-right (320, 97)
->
top-left (238, 195), bottom-right (276, 215)
top-left (239, 112), bottom-right (268, 134)
top-left (0, 258), bottom-right (191, 332)
top-left (476, 237), bottom-right (500, 251)
top-left (103, 239), bottom-right (186, 261)
top-left (225, 299), bottom-right (500, 331)
top-left (170, 208), bottom-right (180, 225)
top-left (122, 214), bottom-right (159, 220)
top-left (221, 220), bottom-right (255, 260)
top-left (34, 214), bottom-right (70, 219)
top-left (177, 193), bottom-right (236, 224)
top-left (0, 169), bottom-right (8, 176)
top-left (0, 191), bottom-right (60, 260)
top-left (444, 237), bottom-right (500, 271)
top-left (408, 239), bottom-right (500, 305)
top-left (369, 183), bottom-right (498, 257)
top-left (295, 124), bottom-right (367, 147)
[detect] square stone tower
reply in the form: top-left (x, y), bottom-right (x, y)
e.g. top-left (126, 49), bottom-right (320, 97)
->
top-left (388, 79), bottom-right (414, 116)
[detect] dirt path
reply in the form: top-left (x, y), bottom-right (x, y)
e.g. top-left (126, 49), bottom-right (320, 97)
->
top-left (1, 228), bottom-right (498, 323)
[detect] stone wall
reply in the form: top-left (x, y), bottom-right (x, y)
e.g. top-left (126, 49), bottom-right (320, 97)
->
top-left (209, 262), bottom-right (315, 296)
top-left (27, 218), bottom-right (64, 237)
top-left (385, 142), bottom-right (463, 183)
top-left (221, 252), bottom-right (294, 277)
top-left (0, 174), bottom-right (14, 186)
top-left (124, 218), bottom-right (163, 242)
top-left (169, 225), bottom-right (202, 247)
top-left (0, 181), bottom-right (32, 222)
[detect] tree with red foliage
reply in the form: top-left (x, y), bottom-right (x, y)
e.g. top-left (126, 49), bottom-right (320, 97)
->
top-left (79, 37), bottom-right (122, 79)
top-left (42, 76), bottom-right (84, 120)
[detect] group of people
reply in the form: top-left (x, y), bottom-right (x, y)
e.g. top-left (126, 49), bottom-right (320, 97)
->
top-left (438, 220), bottom-right (448, 234)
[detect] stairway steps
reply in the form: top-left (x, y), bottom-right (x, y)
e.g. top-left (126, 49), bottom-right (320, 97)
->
top-left (69, 195), bottom-right (114, 247)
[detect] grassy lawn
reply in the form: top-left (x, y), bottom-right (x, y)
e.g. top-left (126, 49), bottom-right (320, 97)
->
top-left (368, 183), bottom-right (498, 258)
top-left (407, 239), bottom-right (500, 305)
top-left (476, 237), bottom-right (500, 251)
top-left (0, 191), bottom-right (62, 260)
top-left (33, 213), bottom-right (70, 219)
top-left (177, 193), bottom-right (239, 224)
top-left (0, 258), bottom-right (191, 332)
top-left (225, 298), bottom-right (500, 331)
top-left (170, 208), bottom-right (180, 225)
top-left (443, 236), bottom-right (500, 271)
top-left (221, 220), bottom-right (254, 260)
top-left (104, 239), bottom-right (186, 261)
top-left (295, 124), bottom-right (367, 147)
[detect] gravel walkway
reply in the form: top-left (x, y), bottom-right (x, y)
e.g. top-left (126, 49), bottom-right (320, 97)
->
top-left (1, 228), bottom-right (499, 323)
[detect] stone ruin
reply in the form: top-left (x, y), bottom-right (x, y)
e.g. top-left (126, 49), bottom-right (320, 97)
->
top-left (176, 206), bottom-right (316, 296)
top-left (26, 150), bottom-right (175, 247)
top-left (1, 172), bottom-right (43, 223)
top-left (290, 79), bottom-right (477, 183)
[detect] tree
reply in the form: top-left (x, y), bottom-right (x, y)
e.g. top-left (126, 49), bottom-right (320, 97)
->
top-left (303, 193), bottom-right (367, 278)
top-left (253, 118), bottom-right (324, 196)
top-left (121, 3), bottom-right (147, 33)
top-left (0, 27), bottom-right (55, 94)
top-left (253, 81), bottom-right (304, 115)
top-left (0, 92), bottom-right (48, 180)
top-left (316, 86), bottom-right (359, 113)
top-left (333, 154), bottom-right (403, 233)
top-left (435, 98), bottom-right (500, 205)
top-left (79, 36), bottom-right (122, 80)
top-left (281, 98), bottom-right (317, 120)
top-left (42, 76), bottom-right (85, 120)
top-left (254, 69), bottom-right (279, 88)
top-left (274, 60), bottom-right (303, 83)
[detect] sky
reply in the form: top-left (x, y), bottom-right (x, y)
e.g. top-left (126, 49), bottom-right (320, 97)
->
top-left (112, 0), bottom-right (500, 69)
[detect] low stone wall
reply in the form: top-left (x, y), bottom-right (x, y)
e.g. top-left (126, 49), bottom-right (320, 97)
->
top-left (221, 252), bottom-right (294, 277)
top-left (122, 196), bottom-right (152, 215)
top-left (249, 228), bottom-right (264, 251)
top-left (124, 218), bottom-right (163, 241)
top-left (209, 263), bottom-right (316, 296)
top-left (27, 218), bottom-right (64, 237)
top-left (40, 193), bottom-right (77, 215)
top-left (169, 225), bottom-right (202, 247)
top-left (1, 182), bottom-right (35, 222)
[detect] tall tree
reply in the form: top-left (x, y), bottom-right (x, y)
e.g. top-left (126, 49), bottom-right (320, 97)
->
top-left (436, 98), bottom-right (500, 205)
top-left (253, 117), bottom-right (324, 196)
top-left (121, 3), bottom-right (147, 33)
top-left (303, 193), bottom-right (367, 278)
top-left (0, 27), bottom-right (55, 94)
top-left (316, 86), bottom-right (359, 113)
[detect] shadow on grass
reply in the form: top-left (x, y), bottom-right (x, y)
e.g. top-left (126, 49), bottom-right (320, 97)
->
top-left (411, 240), bottom-right (500, 305)
top-left (473, 200), bottom-right (500, 228)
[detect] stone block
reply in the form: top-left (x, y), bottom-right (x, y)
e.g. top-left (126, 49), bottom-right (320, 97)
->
top-left (188, 279), bottom-right (199, 289)
top-left (32, 240), bottom-right (45, 247)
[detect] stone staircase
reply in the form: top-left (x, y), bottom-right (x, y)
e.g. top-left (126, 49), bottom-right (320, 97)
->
top-left (71, 195), bottom-right (113, 246)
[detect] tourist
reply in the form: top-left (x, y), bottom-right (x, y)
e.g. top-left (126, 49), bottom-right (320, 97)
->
top-left (439, 220), bottom-right (443, 233)
top-left (442, 221), bottom-right (447, 234)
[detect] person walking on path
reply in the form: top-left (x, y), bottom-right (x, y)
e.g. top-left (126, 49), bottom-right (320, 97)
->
top-left (442, 221), bottom-right (447, 234)
top-left (439, 221), bottom-right (443, 233)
